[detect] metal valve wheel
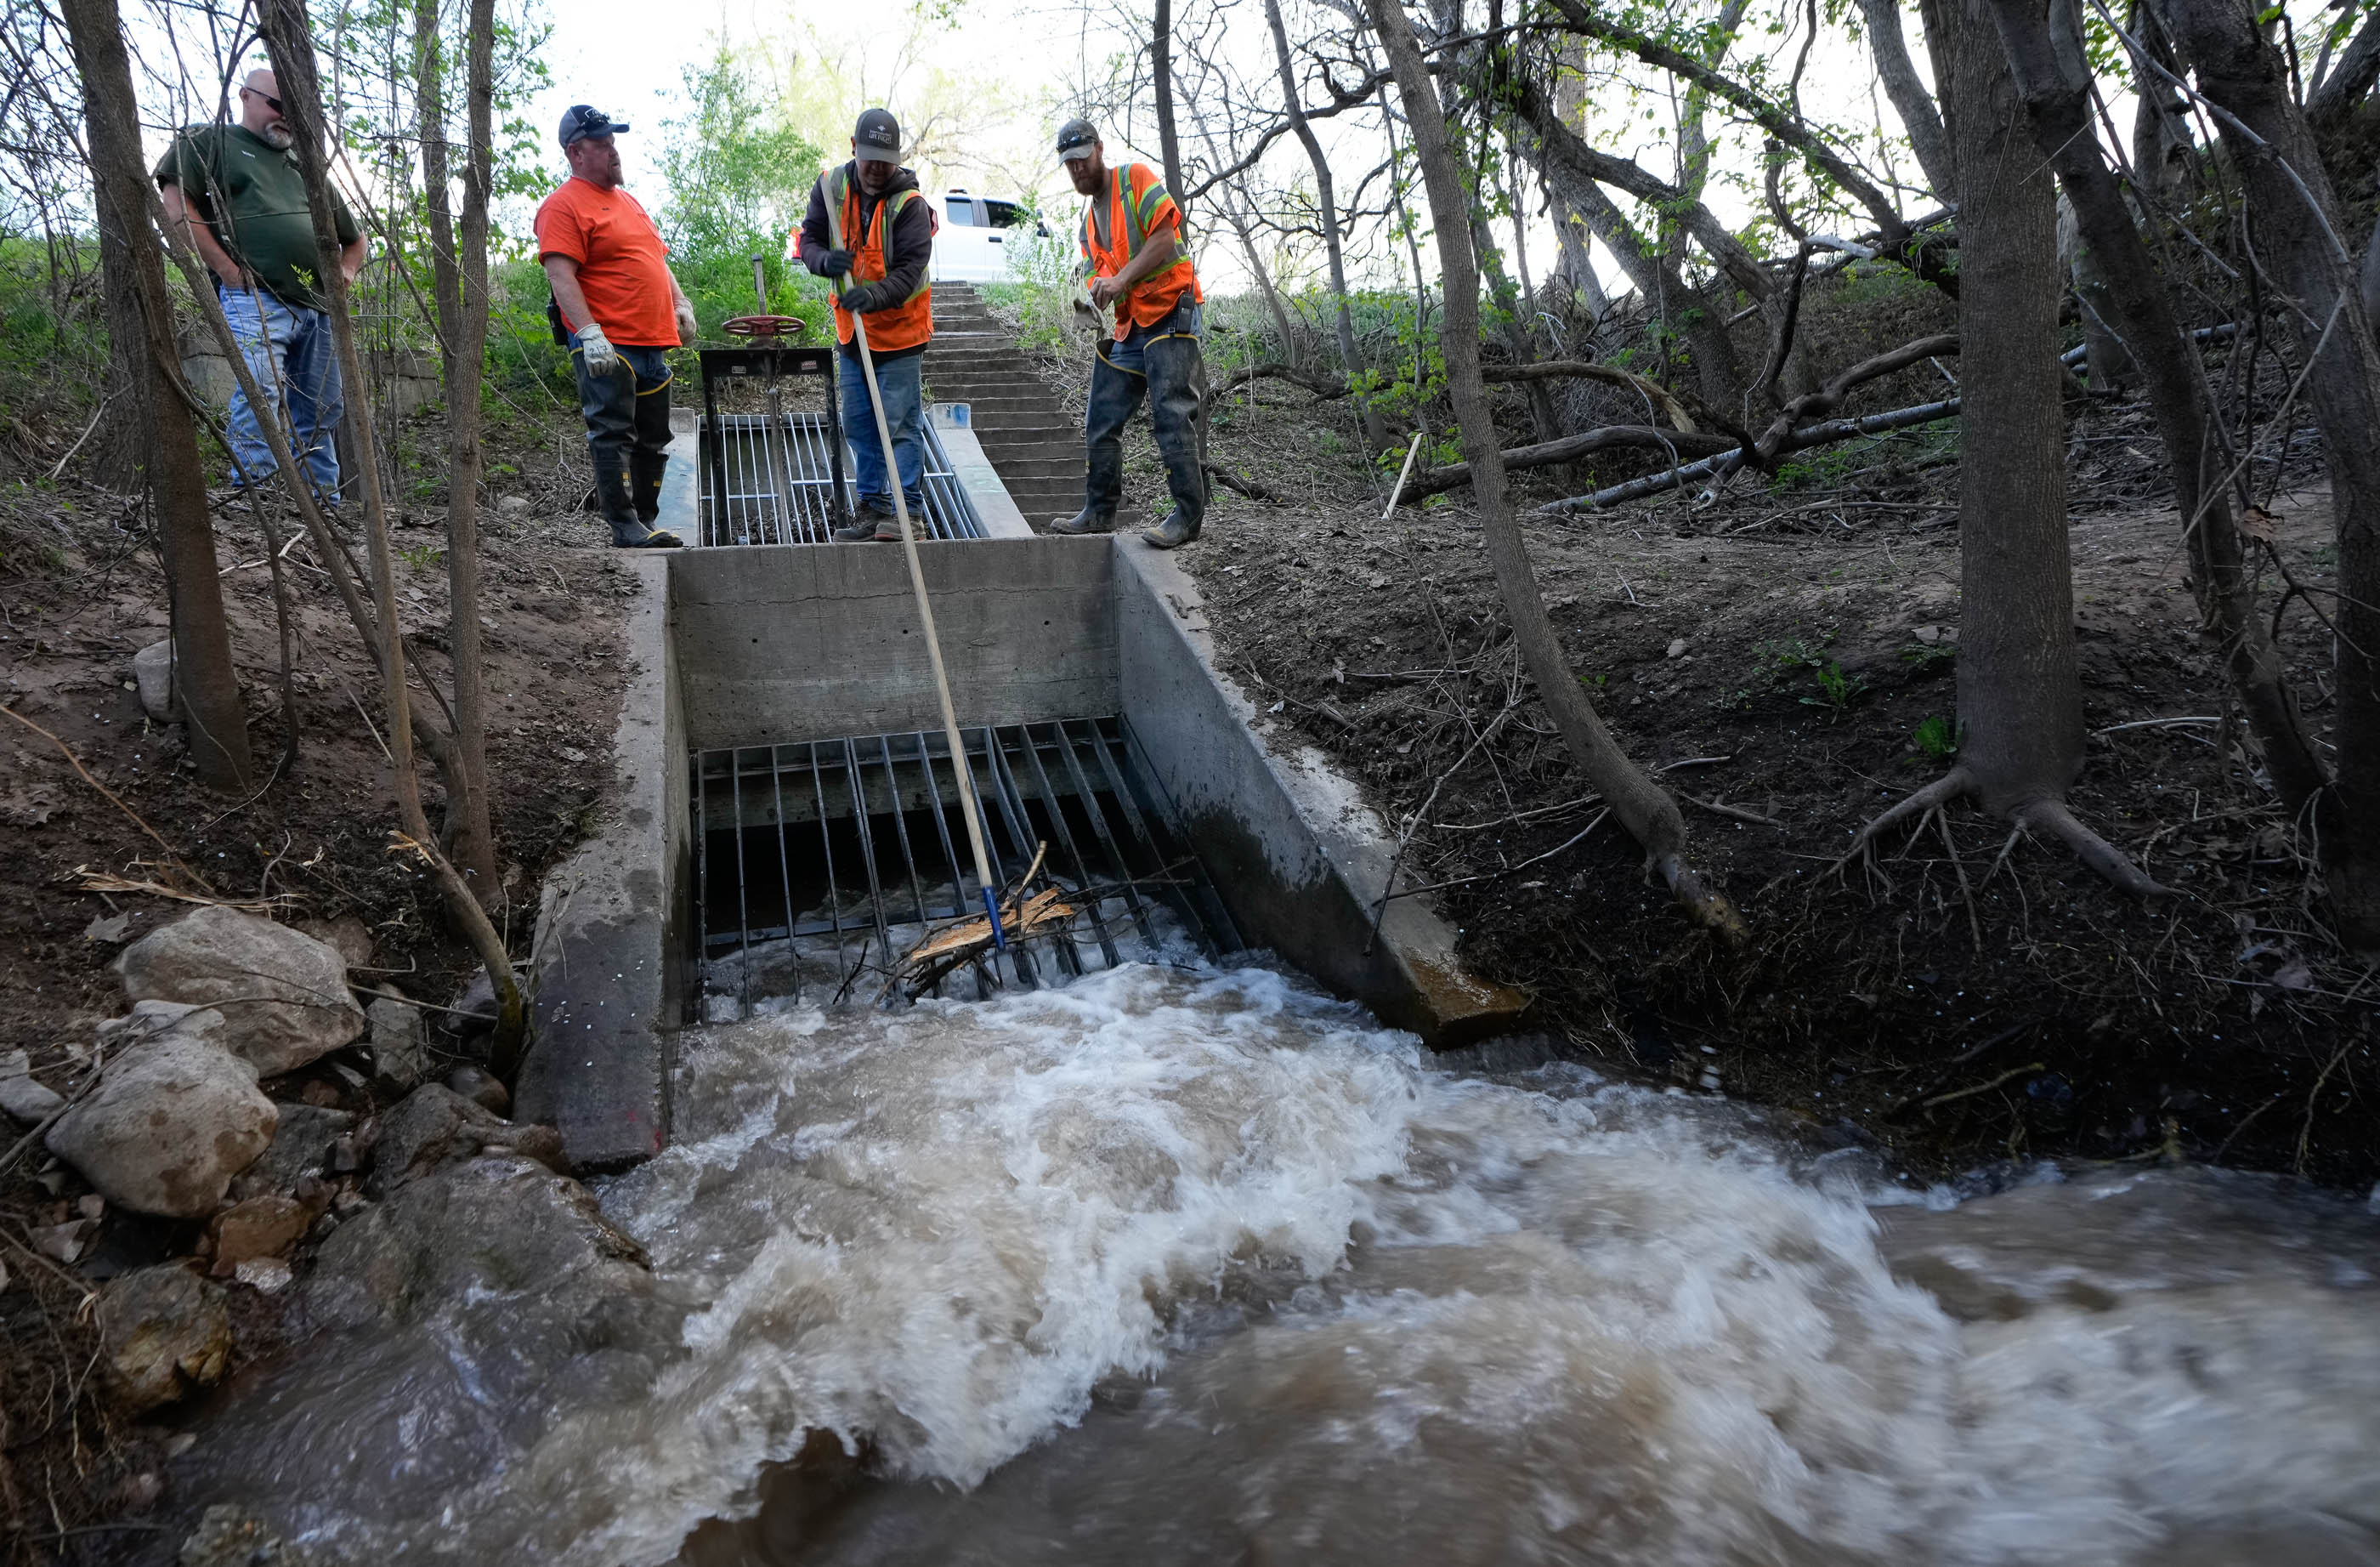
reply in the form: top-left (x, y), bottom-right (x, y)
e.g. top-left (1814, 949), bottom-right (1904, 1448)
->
top-left (722, 315), bottom-right (805, 339)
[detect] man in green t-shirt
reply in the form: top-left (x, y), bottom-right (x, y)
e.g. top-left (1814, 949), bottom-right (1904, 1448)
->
top-left (156, 68), bottom-right (367, 503)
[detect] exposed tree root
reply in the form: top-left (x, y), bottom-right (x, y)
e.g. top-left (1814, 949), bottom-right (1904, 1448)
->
top-left (1839, 769), bottom-right (2169, 902)
top-left (2015, 798), bottom-right (2173, 900)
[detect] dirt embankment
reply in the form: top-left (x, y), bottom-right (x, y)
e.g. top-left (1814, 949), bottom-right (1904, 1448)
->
top-left (1067, 310), bottom-right (2375, 1195)
top-left (0, 408), bottom-right (632, 1558)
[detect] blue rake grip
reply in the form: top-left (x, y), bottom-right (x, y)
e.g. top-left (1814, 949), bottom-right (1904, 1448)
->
top-left (982, 887), bottom-right (1009, 950)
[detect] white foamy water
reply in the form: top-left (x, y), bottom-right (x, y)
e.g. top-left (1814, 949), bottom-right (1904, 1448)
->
top-left (179, 960), bottom-right (2380, 1566)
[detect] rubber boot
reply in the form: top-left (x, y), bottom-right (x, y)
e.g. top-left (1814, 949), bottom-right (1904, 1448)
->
top-left (1140, 505), bottom-right (1201, 550)
top-left (629, 451), bottom-right (669, 527)
top-left (610, 517), bottom-right (683, 548)
top-left (1049, 504), bottom-right (1116, 536)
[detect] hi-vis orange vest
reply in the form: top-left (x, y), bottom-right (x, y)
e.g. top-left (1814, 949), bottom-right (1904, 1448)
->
top-left (822, 167), bottom-right (932, 353)
top-left (1080, 162), bottom-right (1200, 341)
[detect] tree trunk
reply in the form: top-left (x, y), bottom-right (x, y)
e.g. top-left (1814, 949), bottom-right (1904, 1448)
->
top-left (2055, 191), bottom-right (2134, 391)
top-left (1193, 116), bottom-right (1300, 366)
top-left (1548, 193), bottom-right (1612, 315)
top-left (1988, 0), bottom-right (2323, 817)
top-left (258, 0), bottom-right (526, 1061)
top-left (1857, 0), bottom-right (1958, 199)
top-left (1360, 0), bottom-right (1744, 943)
top-left (1153, 0), bottom-right (1187, 216)
top-left (92, 219), bottom-right (151, 493)
top-left (1507, 82), bottom-right (1755, 417)
top-left (2128, 2), bottom-right (2194, 201)
top-left (413, 0), bottom-right (501, 906)
top-left (62, 0), bottom-right (256, 795)
top-left (1265, 0), bottom-right (1389, 452)
top-left (2159, 0), bottom-right (2380, 947)
top-left (1945, 0), bottom-right (2082, 819)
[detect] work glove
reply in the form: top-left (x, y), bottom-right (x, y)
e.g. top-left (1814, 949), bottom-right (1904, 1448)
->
top-left (840, 281), bottom-right (891, 315)
top-left (574, 321), bottom-right (620, 377)
top-left (809, 247), bottom-right (854, 279)
top-left (674, 298), bottom-right (699, 343)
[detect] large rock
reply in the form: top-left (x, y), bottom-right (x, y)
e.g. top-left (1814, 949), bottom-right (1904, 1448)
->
top-left (366, 996), bottom-right (428, 1096)
top-left (311, 1154), bottom-right (649, 1332)
top-left (363, 1084), bottom-right (506, 1198)
top-left (211, 1195), bottom-right (313, 1273)
top-left (99, 1263), bottom-right (231, 1414)
top-left (230, 1101), bottom-right (356, 1201)
top-left (116, 906), bottom-right (366, 1076)
top-left (0, 1071), bottom-right (64, 1125)
top-left (48, 1013), bottom-right (276, 1218)
top-left (132, 639), bottom-right (174, 724)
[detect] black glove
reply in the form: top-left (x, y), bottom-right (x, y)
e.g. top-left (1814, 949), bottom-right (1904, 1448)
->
top-left (840, 281), bottom-right (891, 314)
top-left (808, 247), bottom-right (853, 279)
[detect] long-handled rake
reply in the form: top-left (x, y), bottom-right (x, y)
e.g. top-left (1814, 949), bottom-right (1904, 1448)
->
top-left (828, 265), bottom-right (1009, 962)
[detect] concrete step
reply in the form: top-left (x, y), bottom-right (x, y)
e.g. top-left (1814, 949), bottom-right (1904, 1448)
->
top-left (943, 396), bottom-right (1056, 414)
top-left (974, 426), bottom-right (1076, 448)
top-left (978, 442), bottom-right (1083, 466)
top-left (972, 420), bottom-right (1075, 442)
top-left (987, 459), bottom-right (1084, 480)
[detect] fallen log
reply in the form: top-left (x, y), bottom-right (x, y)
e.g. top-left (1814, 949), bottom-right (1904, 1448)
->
top-left (1207, 358), bottom-right (1693, 430)
top-left (1544, 397), bottom-right (1968, 514)
top-left (1397, 424), bottom-right (1739, 504)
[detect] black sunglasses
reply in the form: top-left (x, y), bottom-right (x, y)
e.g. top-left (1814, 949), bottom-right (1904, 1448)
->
top-left (241, 86), bottom-right (283, 112)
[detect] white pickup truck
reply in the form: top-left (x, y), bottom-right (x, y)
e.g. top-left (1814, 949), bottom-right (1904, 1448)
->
top-left (927, 190), bottom-right (1051, 283)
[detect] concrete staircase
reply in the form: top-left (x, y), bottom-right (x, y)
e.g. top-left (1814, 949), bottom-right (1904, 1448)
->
top-left (927, 282), bottom-right (1102, 531)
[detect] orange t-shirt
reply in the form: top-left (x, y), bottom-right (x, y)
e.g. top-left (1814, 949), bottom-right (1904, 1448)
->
top-left (534, 177), bottom-right (678, 348)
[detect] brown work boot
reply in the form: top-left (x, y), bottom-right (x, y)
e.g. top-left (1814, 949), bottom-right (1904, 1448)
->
top-left (833, 503), bottom-right (890, 542)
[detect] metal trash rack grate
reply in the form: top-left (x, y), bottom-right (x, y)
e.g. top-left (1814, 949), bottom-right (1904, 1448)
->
top-left (689, 717), bottom-right (1238, 1009)
top-left (696, 343), bottom-right (985, 546)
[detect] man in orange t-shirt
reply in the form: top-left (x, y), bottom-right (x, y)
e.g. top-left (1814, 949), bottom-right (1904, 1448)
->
top-left (536, 105), bottom-right (698, 548)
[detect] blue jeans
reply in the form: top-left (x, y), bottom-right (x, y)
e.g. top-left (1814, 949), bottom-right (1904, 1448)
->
top-left (837, 349), bottom-right (924, 514)
top-left (221, 286), bottom-right (343, 500)
top-left (1085, 295), bottom-right (1207, 526)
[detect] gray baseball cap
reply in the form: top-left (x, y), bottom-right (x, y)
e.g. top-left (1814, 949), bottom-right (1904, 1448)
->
top-left (853, 107), bottom-right (903, 165)
top-left (1056, 117), bottom-right (1100, 162)
top-left (559, 105), bottom-right (626, 147)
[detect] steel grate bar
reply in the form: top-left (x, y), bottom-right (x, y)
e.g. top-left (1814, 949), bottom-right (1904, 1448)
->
top-left (1015, 724), bottom-right (1119, 969)
top-left (1048, 720), bottom-right (1159, 955)
top-left (693, 718), bottom-right (1223, 1011)
top-left (842, 739), bottom-right (895, 977)
top-left (700, 412), bottom-right (984, 547)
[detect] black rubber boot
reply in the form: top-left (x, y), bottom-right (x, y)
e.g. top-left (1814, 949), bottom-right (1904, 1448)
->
top-left (610, 518), bottom-right (683, 548)
top-left (629, 451), bottom-right (669, 527)
top-left (1049, 505), bottom-right (1116, 536)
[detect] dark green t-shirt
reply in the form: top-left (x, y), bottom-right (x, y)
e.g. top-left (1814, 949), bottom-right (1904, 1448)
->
top-left (153, 124), bottom-right (360, 312)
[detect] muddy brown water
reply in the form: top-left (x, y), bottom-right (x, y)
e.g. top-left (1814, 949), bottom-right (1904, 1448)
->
top-left (176, 952), bottom-right (2380, 1565)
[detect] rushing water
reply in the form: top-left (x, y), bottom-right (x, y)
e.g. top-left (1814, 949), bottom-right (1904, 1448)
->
top-left (180, 957), bottom-right (2380, 1566)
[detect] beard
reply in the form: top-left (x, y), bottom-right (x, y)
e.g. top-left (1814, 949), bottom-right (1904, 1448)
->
top-left (258, 120), bottom-right (294, 150)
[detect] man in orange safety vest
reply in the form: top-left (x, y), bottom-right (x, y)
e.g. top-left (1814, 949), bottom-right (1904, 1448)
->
top-left (1047, 118), bottom-right (1210, 549)
top-left (798, 108), bottom-right (935, 542)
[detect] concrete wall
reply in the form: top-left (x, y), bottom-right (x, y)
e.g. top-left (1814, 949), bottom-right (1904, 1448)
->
top-left (670, 536), bottom-right (1117, 751)
top-left (515, 552), bottom-right (689, 1172)
top-left (518, 474), bottom-right (1523, 1170)
top-left (1114, 545), bottom-right (1529, 1048)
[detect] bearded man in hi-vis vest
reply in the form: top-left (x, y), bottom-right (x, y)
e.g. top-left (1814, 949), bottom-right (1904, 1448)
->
top-left (798, 108), bottom-right (936, 542)
top-left (1047, 118), bottom-right (1210, 550)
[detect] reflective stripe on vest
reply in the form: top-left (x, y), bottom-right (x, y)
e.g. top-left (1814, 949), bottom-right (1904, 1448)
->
top-left (1079, 164), bottom-right (1198, 336)
top-left (822, 167), bottom-right (933, 354)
